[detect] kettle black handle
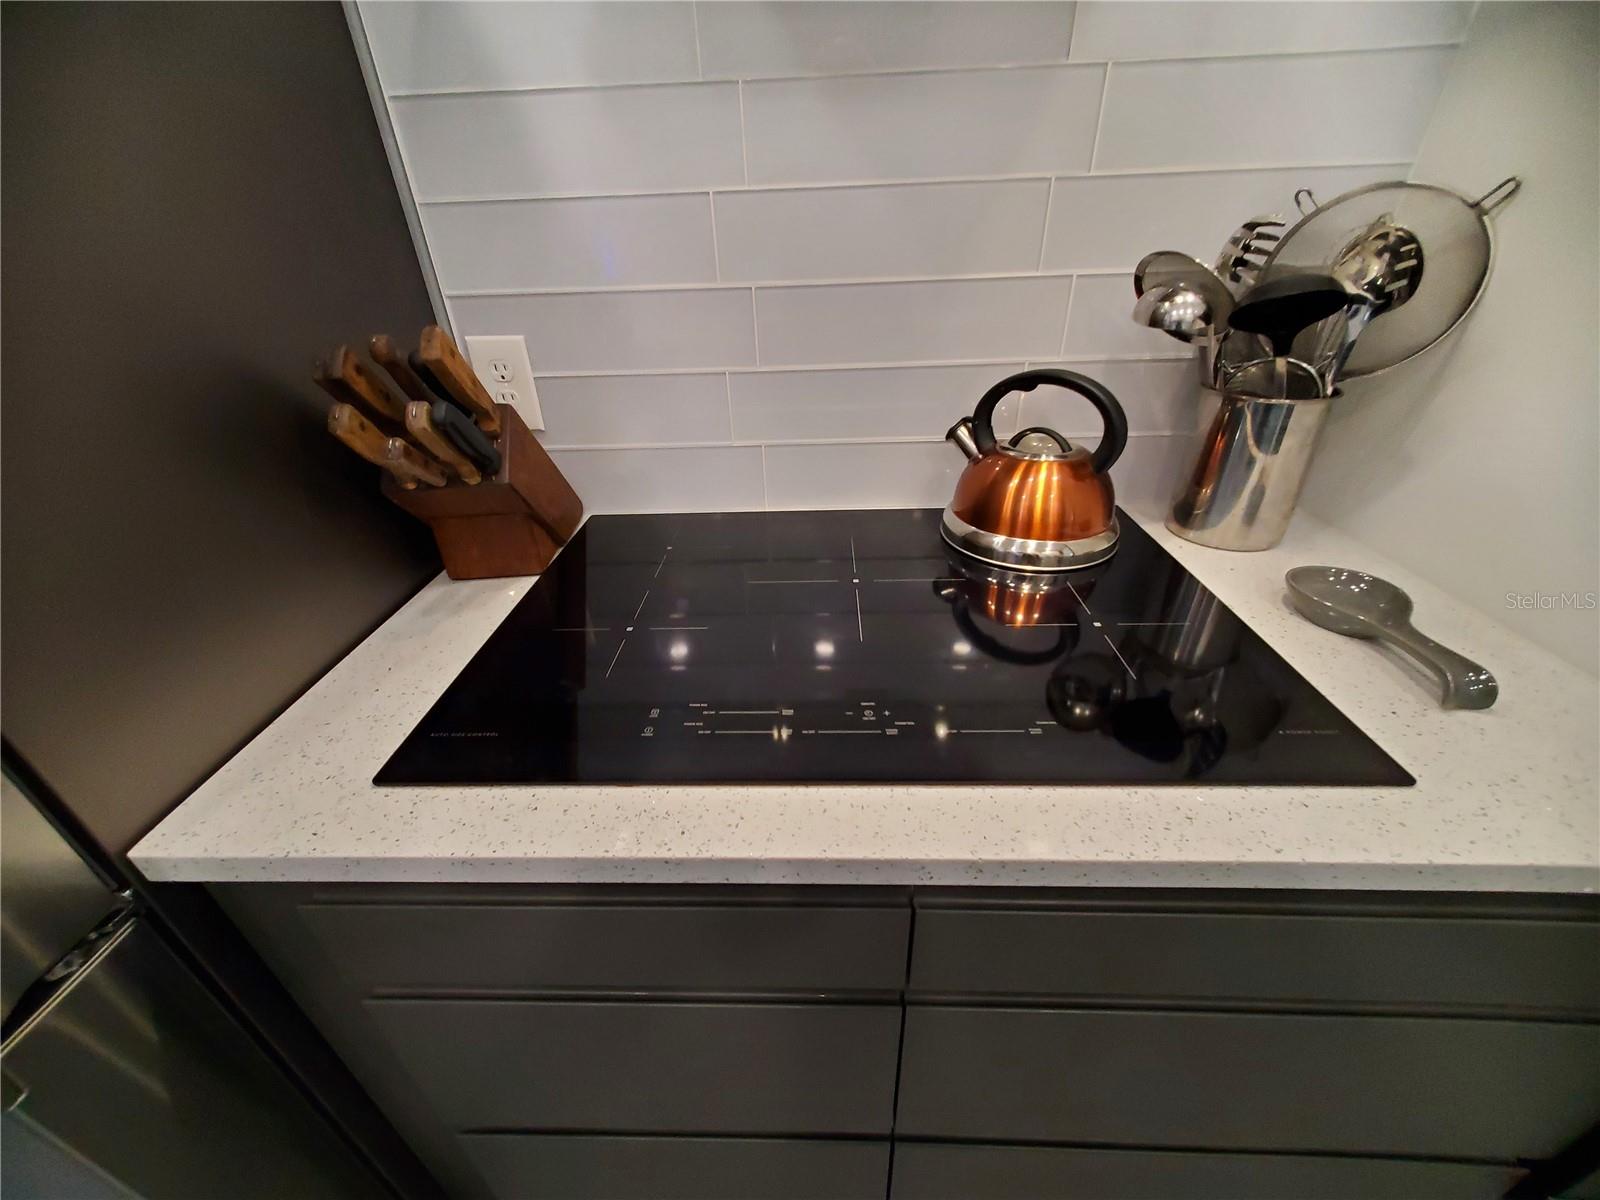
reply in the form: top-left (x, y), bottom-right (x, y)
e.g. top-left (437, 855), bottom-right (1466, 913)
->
top-left (970, 369), bottom-right (1128, 475)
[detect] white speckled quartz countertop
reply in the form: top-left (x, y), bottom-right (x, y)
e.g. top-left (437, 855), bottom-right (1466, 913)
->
top-left (130, 505), bottom-right (1599, 892)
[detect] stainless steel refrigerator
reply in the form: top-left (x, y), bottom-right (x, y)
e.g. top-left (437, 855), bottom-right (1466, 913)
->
top-left (2, 769), bottom-right (386, 1199)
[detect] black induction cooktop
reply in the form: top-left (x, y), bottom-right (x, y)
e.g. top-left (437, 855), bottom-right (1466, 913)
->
top-left (375, 508), bottom-right (1412, 787)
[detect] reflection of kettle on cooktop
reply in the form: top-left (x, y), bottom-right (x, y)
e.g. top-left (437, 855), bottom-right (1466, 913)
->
top-left (933, 544), bottom-right (1110, 664)
top-left (942, 369), bottom-right (1128, 572)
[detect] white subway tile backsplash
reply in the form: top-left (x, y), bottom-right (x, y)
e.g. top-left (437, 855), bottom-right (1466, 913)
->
top-left (563, 429), bottom-right (1196, 514)
top-left (1094, 47), bottom-right (1454, 171)
top-left (550, 445), bottom-right (767, 512)
top-left (424, 195), bottom-right (716, 291)
top-left (697, 2), bottom-right (1076, 80)
top-left (1023, 359), bottom-right (1199, 437)
top-left (763, 434), bottom-right (1194, 512)
top-left (763, 440), bottom-right (963, 509)
top-left (360, 2), bottom-right (699, 93)
top-left (1061, 274), bottom-right (1187, 358)
top-left (536, 374), bottom-right (732, 448)
top-left (756, 277), bottom-right (1073, 366)
top-left (365, 0), bottom-right (1463, 513)
top-left (1069, 1), bottom-right (1471, 63)
top-left (730, 364), bottom-right (1026, 443)
top-left (391, 84), bottom-right (744, 199)
top-left (715, 181), bottom-right (1049, 282)
top-left (453, 289), bottom-right (756, 373)
top-left (742, 65), bottom-right (1104, 185)
top-left (1104, 433), bottom-right (1196, 512)
top-left (1041, 164), bottom-right (1402, 272)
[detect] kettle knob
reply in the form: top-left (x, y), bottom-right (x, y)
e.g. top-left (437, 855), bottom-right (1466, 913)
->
top-left (1009, 428), bottom-right (1074, 455)
top-left (967, 369), bottom-right (1128, 475)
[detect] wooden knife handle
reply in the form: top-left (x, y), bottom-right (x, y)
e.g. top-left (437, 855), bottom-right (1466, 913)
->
top-left (385, 437), bottom-right (449, 489)
top-left (418, 325), bottom-right (502, 437)
top-left (370, 335), bottom-right (442, 407)
top-left (326, 345), bottom-right (408, 424)
top-left (404, 401), bottom-right (482, 485)
top-left (327, 401), bottom-right (391, 466)
top-left (327, 402), bottom-right (445, 490)
top-left (314, 363), bottom-right (395, 433)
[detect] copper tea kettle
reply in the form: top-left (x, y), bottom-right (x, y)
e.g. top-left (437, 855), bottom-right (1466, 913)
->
top-left (941, 369), bottom-right (1128, 571)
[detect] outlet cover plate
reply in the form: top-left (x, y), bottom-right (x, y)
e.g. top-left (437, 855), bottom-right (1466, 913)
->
top-left (464, 335), bottom-right (543, 430)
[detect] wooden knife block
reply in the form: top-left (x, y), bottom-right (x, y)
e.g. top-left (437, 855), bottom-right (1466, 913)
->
top-left (382, 403), bottom-right (582, 580)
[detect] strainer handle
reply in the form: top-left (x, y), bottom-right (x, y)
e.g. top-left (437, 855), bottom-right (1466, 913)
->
top-left (1471, 177), bottom-right (1522, 214)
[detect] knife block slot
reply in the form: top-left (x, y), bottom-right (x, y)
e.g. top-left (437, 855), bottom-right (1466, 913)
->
top-left (382, 403), bottom-right (582, 580)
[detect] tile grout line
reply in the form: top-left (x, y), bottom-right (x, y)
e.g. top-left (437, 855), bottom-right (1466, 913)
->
top-left (707, 191), bottom-right (722, 281)
top-left (723, 371), bottom-right (736, 441)
top-left (1057, 275), bottom-right (1077, 359)
top-left (548, 430), bottom-right (1187, 454)
top-left (382, 41), bottom-right (1465, 99)
top-left (1087, 62), bottom-right (1112, 174)
top-left (415, 159), bottom-right (1414, 205)
top-left (690, 1), bottom-right (703, 80)
top-left (530, 352), bottom-right (1191, 380)
top-left (448, 268), bottom-right (1135, 298)
top-left (1034, 178), bottom-right (1056, 273)
top-left (749, 286), bottom-right (761, 365)
top-left (736, 80), bottom-right (750, 186)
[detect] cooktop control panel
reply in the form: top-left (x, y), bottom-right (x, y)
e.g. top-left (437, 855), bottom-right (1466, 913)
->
top-left (376, 508), bottom-right (1411, 786)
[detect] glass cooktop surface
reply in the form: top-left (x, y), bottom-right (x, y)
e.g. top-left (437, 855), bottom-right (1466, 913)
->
top-left (376, 508), bottom-right (1412, 786)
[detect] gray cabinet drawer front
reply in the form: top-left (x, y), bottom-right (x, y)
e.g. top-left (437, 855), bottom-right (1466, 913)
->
top-left (911, 908), bottom-right (1600, 1014)
top-left (891, 1143), bottom-right (1523, 1200)
top-left (462, 1134), bottom-right (887, 1200)
top-left (371, 999), bottom-right (900, 1135)
top-left (897, 1007), bottom-right (1600, 1160)
top-left (305, 902), bottom-right (908, 995)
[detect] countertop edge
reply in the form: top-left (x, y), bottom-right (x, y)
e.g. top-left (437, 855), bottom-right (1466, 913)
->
top-left (137, 847), bottom-right (1600, 893)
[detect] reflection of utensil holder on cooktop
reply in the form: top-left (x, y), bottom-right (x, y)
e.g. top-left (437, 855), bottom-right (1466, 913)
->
top-left (1044, 575), bottom-right (1286, 776)
top-left (383, 403), bottom-right (582, 580)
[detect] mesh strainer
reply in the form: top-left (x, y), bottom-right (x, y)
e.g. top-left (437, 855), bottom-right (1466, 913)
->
top-left (1260, 177), bottom-right (1520, 378)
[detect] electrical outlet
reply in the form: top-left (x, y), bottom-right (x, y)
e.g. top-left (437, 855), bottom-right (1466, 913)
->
top-left (464, 335), bottom-right (543, 430)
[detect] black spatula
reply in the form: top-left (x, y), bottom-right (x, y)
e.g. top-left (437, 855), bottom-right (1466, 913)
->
top-left (1228, 273), bottom-right (1354, 359)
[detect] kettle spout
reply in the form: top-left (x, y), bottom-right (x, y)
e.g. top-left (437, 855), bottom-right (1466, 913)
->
top-left (946, 418), bottom-right (981, 462)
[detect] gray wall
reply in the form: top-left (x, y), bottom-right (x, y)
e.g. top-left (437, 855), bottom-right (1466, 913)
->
top-left (1, 1), bottom-right (440, 861)
top-left (1300, 2), bottom-right (1600, 674)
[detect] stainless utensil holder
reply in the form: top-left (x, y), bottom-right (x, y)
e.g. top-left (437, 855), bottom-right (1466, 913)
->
top-left (1166, 383), bottom-right (1332, 551)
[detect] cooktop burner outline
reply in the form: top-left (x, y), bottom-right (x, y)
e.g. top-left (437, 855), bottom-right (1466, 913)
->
top-left (375, 508), bottom-right (1413, 787)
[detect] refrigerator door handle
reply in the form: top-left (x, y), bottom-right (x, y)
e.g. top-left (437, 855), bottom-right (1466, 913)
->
top-left (1, 902), bottom-right (137, 1052)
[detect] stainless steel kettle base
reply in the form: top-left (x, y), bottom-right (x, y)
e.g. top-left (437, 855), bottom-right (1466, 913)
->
top-left (940, 509), bottom-right (1119, 572)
